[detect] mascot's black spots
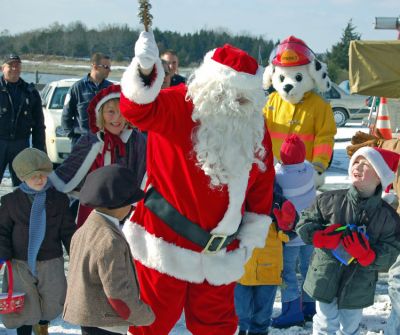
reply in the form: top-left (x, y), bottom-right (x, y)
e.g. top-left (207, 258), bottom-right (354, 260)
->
top-left (327, 81), bottom-right (330, 89)
top-left (315, 60), bottom-right (322, 71)
top-left (322, 72), bottom-right (327, 79)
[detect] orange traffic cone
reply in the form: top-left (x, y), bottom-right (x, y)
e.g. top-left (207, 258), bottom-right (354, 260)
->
top-left (374, 97), bottom-right (392, 140)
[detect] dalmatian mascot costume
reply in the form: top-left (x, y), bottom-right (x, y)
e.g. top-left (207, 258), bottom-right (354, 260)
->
top-left (263, 36), bottom-right (337, 187)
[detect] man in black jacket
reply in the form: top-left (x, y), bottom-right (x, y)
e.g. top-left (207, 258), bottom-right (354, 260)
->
top-left (0, 54), bottom-right (45, 186)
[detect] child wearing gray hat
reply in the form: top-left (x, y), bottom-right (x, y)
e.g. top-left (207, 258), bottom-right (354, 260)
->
top-left (0, 148), bottom-right (76, 335)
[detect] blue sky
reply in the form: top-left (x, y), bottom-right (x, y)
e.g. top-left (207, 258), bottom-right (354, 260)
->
top-left (4, 0), bottom-right (399, 53)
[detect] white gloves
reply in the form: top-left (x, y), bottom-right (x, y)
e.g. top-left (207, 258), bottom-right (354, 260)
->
top-left (134, 30), bottom-right (159, 71)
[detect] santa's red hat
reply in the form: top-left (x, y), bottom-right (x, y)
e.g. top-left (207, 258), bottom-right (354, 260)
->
top-left (202, 44), bottom-right (263, 89)
top-left (272, 36), bottom-right (314, 67)
top-left (349, 146), bottom-right (400, 190)
top-left (87, 85), bottom-right (121, 133)
top-left (280, 134), bottom-right (306, 165)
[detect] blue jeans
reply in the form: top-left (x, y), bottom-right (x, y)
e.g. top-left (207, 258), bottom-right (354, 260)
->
top-left (386, 254), bottom-right (400, 335)
top-left (281, 244), bottom-right (314, 303)
top-left (234, 283), bottom-right (277, 333)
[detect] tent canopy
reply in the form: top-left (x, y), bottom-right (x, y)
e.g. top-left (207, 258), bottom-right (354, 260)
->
top-left (349, 40), bottom-right (400, 98)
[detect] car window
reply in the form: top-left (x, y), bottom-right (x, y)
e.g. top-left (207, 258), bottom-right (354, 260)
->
top-left (323, 86), bottom-right (340, 99)
top-left (49, 87), bottom-right (70, 109)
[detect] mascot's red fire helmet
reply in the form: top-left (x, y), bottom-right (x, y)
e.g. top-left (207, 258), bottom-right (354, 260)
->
top-left (272, 36), bottom-right (314, 67)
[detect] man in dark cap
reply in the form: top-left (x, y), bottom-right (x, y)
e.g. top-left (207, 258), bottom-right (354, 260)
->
top-left (63, 165), bottom-right (154, 335)
top-left (0, 53), bottom-right (46, 186)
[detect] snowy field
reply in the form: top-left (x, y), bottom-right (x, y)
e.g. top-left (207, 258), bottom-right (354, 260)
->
top-left (0, 122), bottom-right (394, 334)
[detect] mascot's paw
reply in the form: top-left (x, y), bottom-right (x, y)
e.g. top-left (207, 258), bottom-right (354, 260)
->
top-left (314, 170), bottom-right (325, 189)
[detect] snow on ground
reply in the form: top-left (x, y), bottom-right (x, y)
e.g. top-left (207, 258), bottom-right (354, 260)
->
top-left (0, 122), bottom-right (393, 334)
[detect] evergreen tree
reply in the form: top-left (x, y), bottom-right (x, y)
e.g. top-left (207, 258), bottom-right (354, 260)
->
top-left (0, 21), bottom-right (277, 67)
top-left (325, 19), bottom-right (361, 83)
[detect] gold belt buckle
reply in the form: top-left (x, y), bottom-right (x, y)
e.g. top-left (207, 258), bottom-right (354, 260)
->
top-left (203, 234), bottom-right (227, 254)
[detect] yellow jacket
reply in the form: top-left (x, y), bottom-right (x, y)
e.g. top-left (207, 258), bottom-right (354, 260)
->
top-left (263, 91), bottom-right (337, 172)
top-left (238, 224), bottom-right (284, 286)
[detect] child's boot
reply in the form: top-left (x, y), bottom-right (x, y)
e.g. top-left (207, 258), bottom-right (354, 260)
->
top-left (302, 301), bottom-right (316, 321)
top-left (271, 297), bottom-right (305, 328)
top-left (33, 323), bottom-right (49, 335)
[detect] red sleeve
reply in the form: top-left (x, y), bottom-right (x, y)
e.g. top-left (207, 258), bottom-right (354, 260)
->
top-left (120, 86), bottom-right (194, 141)
top-left (245, 127), bottom-right (275, 216)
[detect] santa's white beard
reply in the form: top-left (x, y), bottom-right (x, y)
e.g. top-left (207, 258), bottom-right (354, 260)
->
top-left (188, 82), bottom-right (266, 187)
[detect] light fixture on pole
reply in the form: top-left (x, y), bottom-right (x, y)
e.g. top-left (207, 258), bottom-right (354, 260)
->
top-left (374, 17), bottom-right (399, 29)
top-left (374, 16), bottom-right (400, 39)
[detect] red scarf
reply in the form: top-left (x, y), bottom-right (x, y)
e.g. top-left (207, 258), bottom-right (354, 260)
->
top-left (94, 130), bottom-right (126, 167)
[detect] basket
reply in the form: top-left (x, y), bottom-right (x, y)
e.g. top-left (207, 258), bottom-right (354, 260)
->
top-left (0, 260), bottom-right (25, 314)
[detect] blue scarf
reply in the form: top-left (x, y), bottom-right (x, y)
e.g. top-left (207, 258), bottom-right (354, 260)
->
top-left (19, 180), bottom-right (52, 277)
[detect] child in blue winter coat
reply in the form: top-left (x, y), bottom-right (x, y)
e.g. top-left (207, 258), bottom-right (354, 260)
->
top-left (271, 134), bottom-right (317, 328)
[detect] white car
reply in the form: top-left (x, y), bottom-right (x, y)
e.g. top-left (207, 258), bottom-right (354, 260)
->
top-left (323, 82), bottom-right (370, 127)
top-left (40, 78), bottom-right (78, 164)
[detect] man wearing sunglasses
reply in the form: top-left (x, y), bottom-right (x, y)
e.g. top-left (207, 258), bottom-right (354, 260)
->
top-left (62, 52), bottom-right (112, 147)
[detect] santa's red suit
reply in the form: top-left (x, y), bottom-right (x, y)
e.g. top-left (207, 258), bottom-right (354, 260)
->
top-left (120, 39), bottom-right (274, 335)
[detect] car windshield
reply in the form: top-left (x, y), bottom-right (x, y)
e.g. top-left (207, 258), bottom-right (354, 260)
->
top-left (49, 87), bottom-right (70, 109)
top-left (323, 86), bottom-right (340, 99)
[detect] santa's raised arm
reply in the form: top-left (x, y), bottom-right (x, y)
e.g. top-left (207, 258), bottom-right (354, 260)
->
top-left (120, 30), bottom-right (275, 335)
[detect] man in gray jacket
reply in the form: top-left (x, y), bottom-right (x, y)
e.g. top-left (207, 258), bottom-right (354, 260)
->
top-left (63, 165), bottom-right (154, 335)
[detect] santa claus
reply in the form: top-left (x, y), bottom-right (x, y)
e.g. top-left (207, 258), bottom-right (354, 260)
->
top-left (120, 31), bottom-right (275, 335)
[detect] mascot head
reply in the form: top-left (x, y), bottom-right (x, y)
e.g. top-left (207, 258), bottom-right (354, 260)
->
top-left (263, 36), bottom-right (331, 104)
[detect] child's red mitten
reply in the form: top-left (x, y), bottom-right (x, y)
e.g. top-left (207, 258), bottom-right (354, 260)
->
top-left (313, 223), bottom-right (343, 249)
top-left (273, 200), bottom-right (296, 231)
top-left (343, 231), bottom-right (375, 266)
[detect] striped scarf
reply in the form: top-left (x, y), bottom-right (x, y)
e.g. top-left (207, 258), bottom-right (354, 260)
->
top-left (19, 180), bottom-right (52, 277)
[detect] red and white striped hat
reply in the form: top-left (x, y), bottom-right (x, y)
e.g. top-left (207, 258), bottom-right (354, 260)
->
top-left (87, 84), bottom-right (121, 133)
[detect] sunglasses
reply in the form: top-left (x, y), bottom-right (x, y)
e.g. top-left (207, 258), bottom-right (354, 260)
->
top-left (97, 64), bottom-right (111, 70)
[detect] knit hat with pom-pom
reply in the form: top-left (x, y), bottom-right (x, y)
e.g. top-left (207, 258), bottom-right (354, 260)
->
top-left (280, 134), bottom-right (306, 165)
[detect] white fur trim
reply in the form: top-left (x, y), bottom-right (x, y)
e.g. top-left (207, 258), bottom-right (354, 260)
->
top-left (203, 49), bottom-right (264, 90)
top-left (237, 212), bottom-right (272, 250)
top-left (122, 222), bottom-right (247, 285)
top-left (349, 146), bottom-right (394, 189)
top-left (120, 57), bottom-right (164, 104)
top-left (211, 174), bottom-right (248, 236)
top-left (95, 92), bottom-right (120, 114)
top-left (49, 141), bottom-right (103, 193)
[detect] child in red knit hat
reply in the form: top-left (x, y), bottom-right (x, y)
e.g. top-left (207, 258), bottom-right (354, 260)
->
top-left (272, 134), bottom-right (317, 328)
top-left (296, 146), bottom-right (400, 334)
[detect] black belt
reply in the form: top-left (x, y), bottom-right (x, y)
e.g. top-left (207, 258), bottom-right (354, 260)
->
top-left (144, 187), bottom-right (239, 253)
